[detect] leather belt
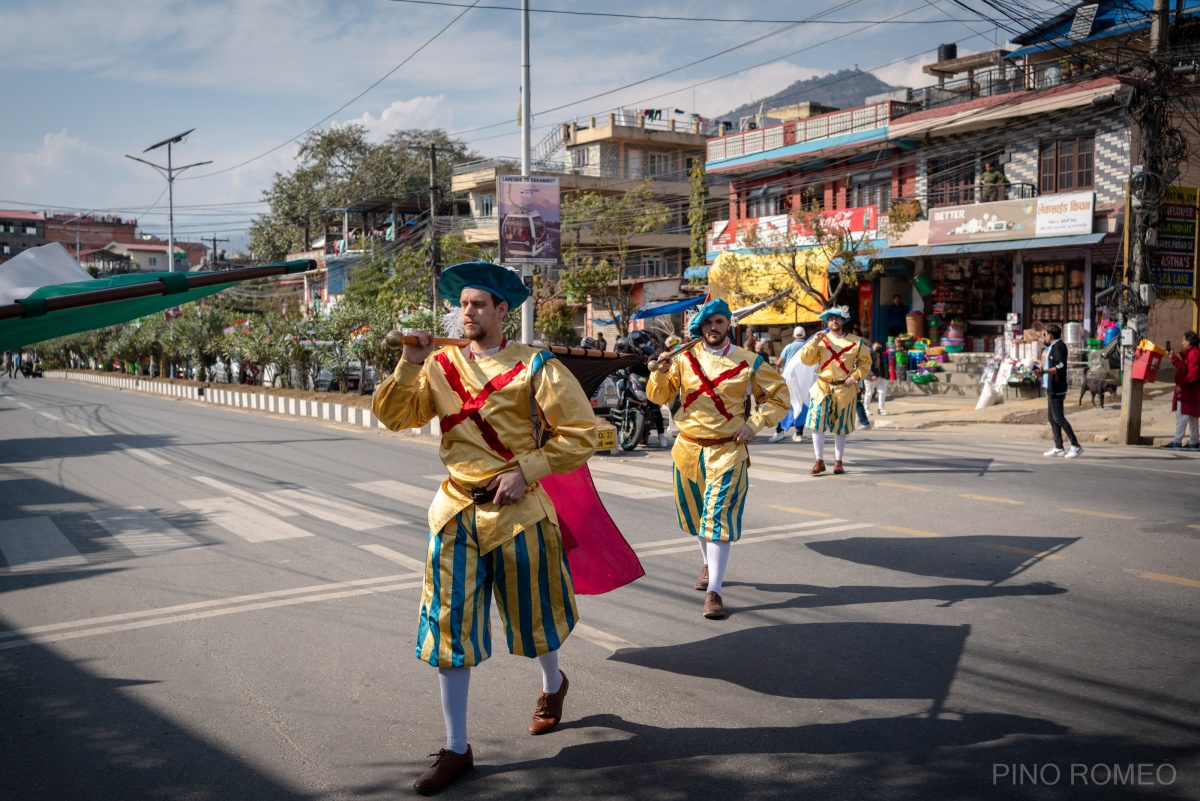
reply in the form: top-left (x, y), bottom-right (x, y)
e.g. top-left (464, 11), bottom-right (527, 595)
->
top-left (448, 477), bottom-right (496, 505)
top-left (678, 432), bottom-right (738, 447)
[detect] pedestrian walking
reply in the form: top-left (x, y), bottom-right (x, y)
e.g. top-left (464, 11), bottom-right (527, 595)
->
top-left (3, 351), bottom-right (12, 378)
top-left (1033, 324), bottom-right (1083, 458)
top-left (800, 306), bottom-right (872, 475)
top-left (13, 351), bottom-right (25, 378)
top-left (372, 262), bottom-right (600, 795)
top-left (1161, 330), bottom-right (1200, 449)
top-left (596, 332), bottom-right (607, 352)
top-left (863, 341), bottom-right (889, 415)
top-left (769, 326), bottom-right (807, 442)
top-left (648, 299), bottom-right (789, 619)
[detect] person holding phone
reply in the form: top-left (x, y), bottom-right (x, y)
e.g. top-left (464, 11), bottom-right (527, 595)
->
top-left (1162, 331), bottom-right (1200, 449)
top-left (1033, 324), bottom-right (1083, 458)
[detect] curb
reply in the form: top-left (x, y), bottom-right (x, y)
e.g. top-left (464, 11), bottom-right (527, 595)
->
top-left (45, 371), bottom-right (441, 438)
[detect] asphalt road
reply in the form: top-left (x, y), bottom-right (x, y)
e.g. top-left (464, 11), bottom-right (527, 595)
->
top-left (1, 376), bottom-right (1198, 801)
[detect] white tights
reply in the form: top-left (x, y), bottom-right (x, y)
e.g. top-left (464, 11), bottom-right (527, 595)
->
top-left (437, 650), bottom-right (563, 754)
top-left (697, 537), bottom-right (731, 595)
top-left (811, 432), bottom-right (846, 462)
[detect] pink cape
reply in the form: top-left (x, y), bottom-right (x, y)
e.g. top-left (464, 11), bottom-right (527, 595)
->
top-left (540, 464), bottom-right (644, 594)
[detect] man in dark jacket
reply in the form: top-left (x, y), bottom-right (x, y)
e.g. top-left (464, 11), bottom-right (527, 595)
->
top-left (1033, 324), bottom-right (1083, 458)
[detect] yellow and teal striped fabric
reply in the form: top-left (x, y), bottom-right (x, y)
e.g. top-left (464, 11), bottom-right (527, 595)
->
top-left (806, 396), bottom-right (857, 435)
top-left (673, 449), bottom-right (750, 543)
top-left (416, 508), bottom-right (577, 668)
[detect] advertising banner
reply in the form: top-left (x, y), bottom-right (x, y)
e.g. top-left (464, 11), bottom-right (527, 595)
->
top-left (928, 198), bottom-right (1036, 245)
top-left (709, 206), bottom-right (880, 254)
top-left (1150, 186), bottom-right (1197, 300)
top-left (498, 175), bottom-right (561, 264)
top-left (1034, 192), bottom-right (1095, 236)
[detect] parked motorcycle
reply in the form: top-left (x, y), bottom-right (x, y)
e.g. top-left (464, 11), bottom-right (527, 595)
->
top-left (612, 367), bottom-right (665, 452)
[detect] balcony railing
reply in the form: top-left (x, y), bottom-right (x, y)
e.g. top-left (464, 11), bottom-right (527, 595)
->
top-left (452, 157), bottom-right (693, 184)
top-left (706, 101), bottom-right (915, 164)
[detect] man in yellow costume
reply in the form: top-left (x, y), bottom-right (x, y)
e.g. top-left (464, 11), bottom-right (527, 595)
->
top-left (648, 298), bottom-right (789, 620)
top-left (372, 261), bottom-right (598, 795)
top-left (800, 305), bottom-right (872, 475)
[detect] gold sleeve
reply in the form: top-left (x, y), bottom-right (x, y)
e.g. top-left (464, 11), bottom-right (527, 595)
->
top-left (799, 334), bottom-right (823, 366)
top-left (747, 359), bottom-right (790, 433)
top-left (371, 358), bottom-right (436, 431)
top-left (852, 342), bottom-right (872, 382)
top-left (646, 355), bottom-right (682, 406)
top-left (517, 357), bottom-right (598, 484)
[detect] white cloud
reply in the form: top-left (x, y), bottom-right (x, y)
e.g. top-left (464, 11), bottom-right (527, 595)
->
top-left (337, 95), bottom-right (453, 141)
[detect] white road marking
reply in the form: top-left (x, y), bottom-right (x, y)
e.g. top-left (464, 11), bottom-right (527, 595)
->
top-left (635, 522), bottom-right (876, 556)
top-left (0, 574), bottom-right (412, 641)
top-left (17, 401), bottom-right (32, 409)
top-left (0, 517), bottom-right (88, 571)
top-left (359, 544), bottom-right (427, 574)
top-left (37, 411), bottom-right (60, 421)
top-left (178, 496), bottom-right (314, 542)
top-left (591, 477), bottom-right (672, 499)
top-left (0, 578), bottom-right (423, 651)
top-left (572, 623), bottom-right (643, 654)
top-left (115, 442), bottom-right (171, 466)
top-left (353, 479), bottom-right (436, 508)
top-left (67, 422), bottom-right (99, 435)
top-left (89, 507), bottom-right (200, 556)
top-left (266, 488), bottom-right (401, 531)
top-left (631, 457), bottom-right (808, 484)
top-left (634, 518), bottom-right (848, 552)
top-left (191, 476), bottom-right (298, 517)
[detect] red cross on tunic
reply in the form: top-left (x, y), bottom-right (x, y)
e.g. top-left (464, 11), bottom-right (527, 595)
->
top-left (682, 350), bottom-right (749, 421)
top-left (819, 338), bottom-right (857, 375)
top-left (435, 352), bottom-right (525, 460)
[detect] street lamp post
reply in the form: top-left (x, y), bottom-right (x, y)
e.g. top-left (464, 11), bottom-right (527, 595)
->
top-left (126, 129), bottom-right (211, 272)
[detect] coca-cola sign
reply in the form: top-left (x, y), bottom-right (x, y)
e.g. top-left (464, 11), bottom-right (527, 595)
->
top-left (709, 206), bottom-right (879, 253)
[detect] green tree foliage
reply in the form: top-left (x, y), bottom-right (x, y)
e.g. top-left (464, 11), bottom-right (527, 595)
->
top-left (561, 180), bottom-right (671, 336)
top-left (688, 158), bottom-right (710, 269)
top-left (536, 300), bottom-right (577, 346)
top-left (249, 127), bottom-right (478, 261)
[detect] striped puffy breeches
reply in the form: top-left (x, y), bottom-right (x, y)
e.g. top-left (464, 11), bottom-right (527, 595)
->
top-left (672, 452), bottom-right (750, 543)
top-left (806, 395), bottom-right (857, 435)
top-left (416, 509), bottom-right (578, 668)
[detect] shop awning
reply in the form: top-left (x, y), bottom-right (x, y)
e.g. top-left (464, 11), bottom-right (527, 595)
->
top-left (826, 255), bottom-right (871, 274)
top-left (683, 265), bottom-right (710, 279)
top-left (874, 232), bottom-right (1108, 259)
top-left (631, 295), bottom-right (704, 320)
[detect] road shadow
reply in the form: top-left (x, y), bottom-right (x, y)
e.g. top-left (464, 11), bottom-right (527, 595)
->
top-left (722, 579), bottom-right (1066, 613)
top-left (807, 535), bottom-right (1078, 582)
top-left (0, 629), bottom-right (316, 801)
top-left (0, 434), bottom-right (176, 464)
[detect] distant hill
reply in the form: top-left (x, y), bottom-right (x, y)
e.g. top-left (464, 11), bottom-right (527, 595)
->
top-left (717, 68), bottom-right (898, 123)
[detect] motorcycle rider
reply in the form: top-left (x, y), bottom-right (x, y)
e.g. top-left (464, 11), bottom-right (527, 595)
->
top-left (619, 333), bottom-right (669, 447)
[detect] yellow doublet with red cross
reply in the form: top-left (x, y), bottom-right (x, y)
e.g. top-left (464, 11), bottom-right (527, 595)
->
top-left (372, 342), bottom-right (598, 554)
top-left (647, 341), bottom-right (789, 484)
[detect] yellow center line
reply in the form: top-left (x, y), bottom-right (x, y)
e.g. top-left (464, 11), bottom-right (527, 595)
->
top-left (635, 478), bottom-right (673, 489)
top-left (1124, 569), bottom-right (1200, 589)
top-left (960, 494), bottom-right (1024, 505)
top-left (1061, 508), bottom-right (1136, 520)
top-left (878, 524), bottom-right (943, 538)
top-left (877, 482), bottom-right (933, 492)
top-left (770, 505), bottom-right (832, 517)
top-left (980, 544), bottom-right (1065, 560)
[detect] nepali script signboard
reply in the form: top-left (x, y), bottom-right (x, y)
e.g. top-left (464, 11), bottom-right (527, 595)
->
top-left (498, 175), bottom-right (561, 264)
top-left (1150, 186), bottom-right (1198, 301)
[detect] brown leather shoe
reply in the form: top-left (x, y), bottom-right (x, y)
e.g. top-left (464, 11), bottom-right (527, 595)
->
top-left (528, 671), bottom-right (568, 735)
top-left (695, 563), bottom-right (709, 591)
top-left (413, 745), bottom-right (473, 795)
top-left (703, 591), bottom-right (725, 619)
top-left (833, 460), bottom-right (845, 474)
top-left (809, 459), bottom-right (826, 475)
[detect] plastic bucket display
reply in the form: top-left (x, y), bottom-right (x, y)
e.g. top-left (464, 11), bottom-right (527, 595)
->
top-left (1064, 322), bottom-right (1083, 345)
top-left (913, 273), bottom-right (935, 297)
top-left (905, 311), bottom-right (925, 339)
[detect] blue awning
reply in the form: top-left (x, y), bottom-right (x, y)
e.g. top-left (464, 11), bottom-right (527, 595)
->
top-left (631, 295), bottom-right (704, 320)
top-left (683, 265), bottom-right (710, 279)
top-left (874, 232), bottom-right (1108, 259)
top-left (827, 255), bottom-right (871, 274)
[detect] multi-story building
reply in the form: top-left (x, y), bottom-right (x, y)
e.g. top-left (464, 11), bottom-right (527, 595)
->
top-left (0, 210), bottom-right (47, 264)
top-left (102, 240), bottom-right (207, 272)
top-left (44, 213), bottom-right (139, 261)
top-left (702, 0), bottom-right (1200, 346)
top-left (452, 111), bottom-right (712, 339)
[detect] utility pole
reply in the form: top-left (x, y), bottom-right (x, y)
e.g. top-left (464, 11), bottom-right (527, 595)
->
top-left (126, 129), bottom-right (211, 272)
top-left (429, 142), bottom-right (441, 327)
top-left (519, 0), bottom-right (535, 344)
top-left (208, 234), bottom-right (229, 269)
top-left (1119, 0), bottom-right (1171, 445)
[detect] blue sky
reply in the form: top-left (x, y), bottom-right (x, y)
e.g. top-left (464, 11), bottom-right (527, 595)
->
top-left (0, 0), bottom-right (1050, 252)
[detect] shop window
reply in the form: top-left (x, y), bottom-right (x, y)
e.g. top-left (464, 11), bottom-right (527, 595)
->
top-left (850, 169), bottom-right (892, 212)
top-left (928, 256), bottom-right (1013, 324)
top-left (1029, 259), bottom-right (1087, 324)
top-left (928, 155), bottom-right (976, 207)
top-left (1039, 136), bottom-right (1093, 194)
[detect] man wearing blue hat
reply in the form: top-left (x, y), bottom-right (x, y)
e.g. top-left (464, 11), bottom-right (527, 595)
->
top-left (647, 298), bottom-right (789, 620)
top-left (799, 305), bottom-right (872, 475)
top-left (373, 261), bottom-right (599, 795)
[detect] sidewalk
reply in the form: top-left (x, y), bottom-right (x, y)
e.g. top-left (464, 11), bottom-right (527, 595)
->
top-left (866, 382), bottom-right (1179, 445)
